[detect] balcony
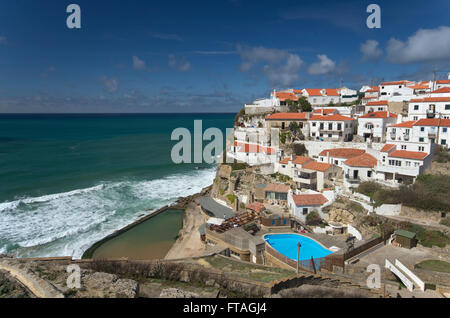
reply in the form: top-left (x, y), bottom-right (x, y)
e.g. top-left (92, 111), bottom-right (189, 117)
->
top-left (389, 133), bottom-right (396, 140)
top-left (403, 134), bottom-right (410, 141)
top-left (428, 131), bottom-right (437, 138)
top-left (345, 174), bottom-right (360, 184)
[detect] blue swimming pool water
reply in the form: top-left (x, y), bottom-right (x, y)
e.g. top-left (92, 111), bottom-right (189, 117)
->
top-left (265, 234), bottom-right (332, 261)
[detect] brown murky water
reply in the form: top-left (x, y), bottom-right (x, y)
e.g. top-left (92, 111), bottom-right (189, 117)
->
top-left (92, 209), bottom-right (184, 260)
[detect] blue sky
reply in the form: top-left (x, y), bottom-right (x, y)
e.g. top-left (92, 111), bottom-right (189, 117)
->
top-left (0, 0), bottom-right (449, 113)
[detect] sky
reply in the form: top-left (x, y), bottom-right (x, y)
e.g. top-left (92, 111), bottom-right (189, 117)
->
top-left (0, 0), bottom-right (449, 113)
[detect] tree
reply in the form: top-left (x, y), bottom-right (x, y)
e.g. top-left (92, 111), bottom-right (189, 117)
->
top-left (288, 121), bottom-right (299, 135)
top-left (287, 100), bottom-right (300, 112)
top-left (292, 143), bottom-right (307, 156)
top-left (306, 210), bottom-right (322, 226)
top-left (298, 97), bottom-right (312, 112)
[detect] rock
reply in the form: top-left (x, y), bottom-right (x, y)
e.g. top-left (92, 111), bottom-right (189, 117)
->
top-left (328, 208), bottom-right (354, 224)
top-left (82, 272), bottom-right (138, 298)
top-left (159, 288), bottom-right (199, 298)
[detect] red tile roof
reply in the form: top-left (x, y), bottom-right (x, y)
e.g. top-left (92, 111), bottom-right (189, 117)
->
top-left (381, 144), bottom-right (396, 152)
top-left (413, 118), bottom-right (450, 127)
top-left (265, 112), bottom-right (309, 120)
top-left (233, 142), bottom-right (275, 155)
top-left (292, 194), bottom-right (328, 206)
top-left (313, 108), bottom-right (337, 115)
top-left (279, 157), bottom-right (291, 164)
top-left (431, 87), bottom-right (450, 94)
top-left (302, 161), bottom-right (333, 172)
top-left (246, 202), bottom-right (265, 213)
top-left (276, 92), bottom-right (298, 101)
top-left (304, 88), bottom-right (323, 96)
top-left (359, 111), bottom-right (397, 119)
top-left (264, 183), bottom-right (291, 193)
top-left (391, 121), bottom-right (416, 128)
top-left (410, 97), bottom-right (450, 103)
top-left (366, 100), bottom-right (388, 106)
top-left (388, 150), bottom-right (428, 160)
top-left (380, 80), bottom-right (411, 86)
top-left (408, 83), bottom-right (430, 90)
top-left (436, 80), bottom-right (450, 84)
top-left (319, 148), bottom-right (365, 159)
top-left (325, 89), bottom-right (339, 96)
top-left (366, 87), bottom-right (380, 92)
top-left (292, 156), bottom-right (312, 165)
top-left (344, 153), bottom-right (377, 168)
top-left (309, 114), bottom-right (355, 121)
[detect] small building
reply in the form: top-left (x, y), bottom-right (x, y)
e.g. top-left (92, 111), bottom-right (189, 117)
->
top-left (394, 229), bottom-right (418, 249)
top-left (199, 197), bottom-right (234, 219)
top-left (264, 183), bottom-right (291, 205)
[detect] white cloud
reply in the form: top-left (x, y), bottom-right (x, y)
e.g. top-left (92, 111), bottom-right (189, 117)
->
top-left (168, 54), bottom-right (191, 72)
top-left (307, 54), bottom-right (336, 75)
top-left (101, 76), bottom-right (119, 93)
top-left (237, 45), bottom-right (303, 86)
top-left (132, 55), bottom-right (146, 70)
top-left (360, 40), bottom-right (383, 61)
top-left (386, 26), bottom-right (450, 64)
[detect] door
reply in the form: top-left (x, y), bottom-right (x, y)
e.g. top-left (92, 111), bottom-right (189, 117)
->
top-left (353, 170), bottom-right (358, 179)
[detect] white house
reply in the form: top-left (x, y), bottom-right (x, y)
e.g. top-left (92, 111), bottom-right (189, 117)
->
top-left (342, 153), bottom-right (378, 188)
top-left (318, 148), bottom-right (366, 168)
top-left (302, 88), bottom-right (340, 106)
top-left (412, 118), bottom-right (450, 149)
top-left (338, 87), bottom-right (358, 104)
top-left (357, 111), bottom-right (398, 142)
top-left (386, 120), bottom-right (434, 154)
top-left (379, 80), bottom-right (414, 101)
top-left (408, 97), bottom-right (450, 121)
top-left (308, 114), bottom-right (356, 141)
top-left (435, 79), bottom-right (450, 90)
top-left (430, 87), bottom-right (450, 97)
top-left (288, 192), bottom-right (329, 223)
top-left (365, 100), bottom-right (389, 113)
top-left (229, 141), bottom-right (277, 166)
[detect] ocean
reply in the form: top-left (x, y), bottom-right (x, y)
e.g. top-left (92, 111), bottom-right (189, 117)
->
top-left (0, 113), bottom-right (235, 259)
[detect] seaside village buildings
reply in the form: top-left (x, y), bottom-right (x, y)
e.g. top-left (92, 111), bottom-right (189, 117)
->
top-left (200, 74), bottom-right (450, 271)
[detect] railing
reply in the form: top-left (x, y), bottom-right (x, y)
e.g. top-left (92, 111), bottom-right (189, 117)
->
top-left (265, 242), bottom-right (327, 273)
top-left (403, 134), bottom-right (410, 141)
top-left (345, 175), bottom-right (360, 183)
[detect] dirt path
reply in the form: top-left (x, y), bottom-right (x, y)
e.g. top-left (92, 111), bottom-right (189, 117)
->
top-left (164, 201), bottom-right (208, 260)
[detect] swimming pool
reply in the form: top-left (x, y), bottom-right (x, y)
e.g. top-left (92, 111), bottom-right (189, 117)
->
top-left (264, 233), bottom-right (332, 261)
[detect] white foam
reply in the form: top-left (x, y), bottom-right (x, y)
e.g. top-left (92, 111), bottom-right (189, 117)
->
top-left (0, 167), bottom-right (216, 259)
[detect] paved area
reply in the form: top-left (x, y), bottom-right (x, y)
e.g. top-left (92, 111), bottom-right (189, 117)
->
top-left (357, 244), bottom-right (432, 268)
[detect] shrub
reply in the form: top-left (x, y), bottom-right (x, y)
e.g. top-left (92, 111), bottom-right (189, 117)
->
top-left (306, 210), bottom-right (321, 226)
top-left (226, 194), bottom-right (236, 204)
top-left (292, 143), bottom-right (307, 156)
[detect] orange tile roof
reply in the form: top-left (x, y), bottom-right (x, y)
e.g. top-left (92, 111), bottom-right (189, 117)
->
top-left (436, 80), bottom-right (450, 84)
top-left (292, 193), bottom-right (328, 206)
top-left (366, 100), bottom-right (388, 106)
top-left (431, 87), bottom-right (450, 94)
top-left (293, 89), bottom-right (304, 94)
top-left (380, 144), bottom-right (395, 152)
top-left (302, 161), bottom-right (333, 172)
top-left (389, 150), bottom-right (428, 160)
top-left (325, 89), bottom-right (339, 96)
top-left (360, 111), bottom-right (397, 119)
top-left (292, 156), bottom-right (312, 165)
top-left (319, 148), bottom-right (365, 159)
top-left (380, 80), bottom-right (411, 86)
top-left (313, 108), bottom-right (337, 115)
top-left (410, 97), bottom-right (450, 103)
top-left (265, 112), bottom-right (309, 120)
top-left (264, 183), bottom-right (291, 193)
top-left (279, 157), bottom-right (291, 164)
top-left (234, 142), bottom-right (275, 155)
top-left (344, 153), bottom-right (377, 168)
top-left (413, 118), bottom-right (450, 127)
top-left (276, 92), bottom-right (298, 101)
top-left (304, 88), bottom-right (323, 96)
top-left (391, 121), bottom-right (416, 128)
top-left (246, 202), bottom-right (265, 213)
top-left (366, 87), bottom-right (380, 92)
top-left (309, 114), bottom-right (355, 121)
top-left (408, 83), bottom-right (430, 90)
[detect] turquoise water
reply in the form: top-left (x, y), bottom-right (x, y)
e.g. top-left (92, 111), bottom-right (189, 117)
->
top-left (0, 113), bottom-right (234, 258)
top-left (264, 234), bottom-right (332, 261)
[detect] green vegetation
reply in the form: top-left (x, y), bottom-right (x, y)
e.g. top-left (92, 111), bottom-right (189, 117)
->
top-left (356, 175), bottom-right (450, 212)
top-left (440, 218), bottom-right (450, 227)
top-left (226, 194), bottom-right (236, 204)
top-left (415, 260), bottom-right (450, 273)
top-left (291, 143), bottom-right (307, 156)
top-left (402, 223), bottom-right (450, 248)
top-left (345, 201), bottom-right (365, 214)
top-left (433, 146), bottom-right (450, 163)
top-left (270, 172), bottom-right (292, 183)
top-left (280, 131), bottom-right (291, 144)
top-left (234, 108), bottom-right (245, 125)
top-left (286, 97), bottom-right (312, 113)
top-left (225, 162), bottom-right (249, 171)
top-left (305, 210), bottom-right (321, 226)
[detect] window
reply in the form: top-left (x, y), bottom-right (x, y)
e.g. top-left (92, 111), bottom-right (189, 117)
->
top-left (413, 116), bottom-right (418, 120)
top-left (312, 122), bottom-right (316, 127)
top-left (337, 123), bottom-right (342, 130)
top-left (414, 105), bottom-right (419, 110)
top-left (419, 146), bottom-right (425, 151)
top-left (320, 123), bottom-right (324, 129)
top-left (406, 161), bottom-right (411, 167)
top-left (302, 208), bottom-right (308, 215)
top-left (401, 145), bottom-right (407, 150)
top-left (382, 156), bottom-right (386, 162)
top-left (282, 165), bottom-right (286, 168)
top-left (446, 104), bottom-right (450, 110)
top-left (328, 134), bottom-right (332, 138)
top-left (419, 137), bottom-right (424, 142)
top-left (334, 160), bottom-right (338, 164)
top-left (443, 128), bottom-right (448, 133)
top-left (442, 139), bottom-right (447, 145)
top-left (420, 127), bottom-right (424, 132)
top-left (367, 171), bottom-right (372, 177)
